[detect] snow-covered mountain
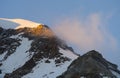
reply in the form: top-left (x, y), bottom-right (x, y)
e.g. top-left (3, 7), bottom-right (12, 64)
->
top-left (0, 18), bottom-right (78, 78)
top-left (0, 18), bottom-right (120, 78)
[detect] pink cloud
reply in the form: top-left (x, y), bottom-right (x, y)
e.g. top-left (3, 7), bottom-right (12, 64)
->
top-left (53, 13), bottom-right (117, 53)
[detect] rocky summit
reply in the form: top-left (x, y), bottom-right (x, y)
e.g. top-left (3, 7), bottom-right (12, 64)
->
top-left (0, 18), bottom-right (120, 78)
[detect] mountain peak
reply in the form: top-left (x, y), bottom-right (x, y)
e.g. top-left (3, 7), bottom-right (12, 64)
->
top-left (83, 50), bottom-right (103, 58)
top-left (0, 19), bottom-right (78, 78)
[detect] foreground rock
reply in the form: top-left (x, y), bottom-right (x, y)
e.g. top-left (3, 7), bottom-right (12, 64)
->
top-left (58, 50), bottom-right (120, 78)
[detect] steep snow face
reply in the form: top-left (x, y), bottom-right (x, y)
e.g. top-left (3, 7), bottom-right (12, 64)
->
top-left (0, 18), bottom-right (42, 29)
top-left (0, 34), bottom-right (33, 77)
top-left (1, 37), bottom-right (32, 73)
top-left (22, 48), bottom-right (78, 78)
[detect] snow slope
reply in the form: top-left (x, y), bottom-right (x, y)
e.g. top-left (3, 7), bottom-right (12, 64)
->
top-left (0, 38), bottom-right (78, 78)
top-left (0, 18), bottom-right (42, 29)
top-left (0, 28), bottom-right (78, 78)
top-left (0, 34), bottom-right (33, 78)
top-left (22, 48), bottom-right (78, 78)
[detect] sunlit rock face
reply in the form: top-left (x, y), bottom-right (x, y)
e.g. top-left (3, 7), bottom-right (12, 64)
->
top-left (16, 24), bottom-right (55, 38)
top-left (57, 50), bottom-right (120, 78)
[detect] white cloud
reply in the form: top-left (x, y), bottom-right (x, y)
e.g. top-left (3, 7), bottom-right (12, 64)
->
top-left (53, 13), bottom-right (117, 53)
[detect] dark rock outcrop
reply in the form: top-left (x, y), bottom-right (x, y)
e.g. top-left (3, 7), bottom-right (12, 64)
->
top-left (58, 50), bottom-right (120, 78)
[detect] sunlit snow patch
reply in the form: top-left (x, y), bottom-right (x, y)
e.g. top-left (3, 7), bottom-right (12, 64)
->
top-left (0, 18), bottom-right (42, 29)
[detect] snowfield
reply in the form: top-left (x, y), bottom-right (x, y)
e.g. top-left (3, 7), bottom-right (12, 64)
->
top-left (0, 18), bottom-right (42, 29)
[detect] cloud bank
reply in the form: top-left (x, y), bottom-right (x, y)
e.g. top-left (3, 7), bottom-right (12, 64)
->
top-left (53, 13), bottom-right (117, 53)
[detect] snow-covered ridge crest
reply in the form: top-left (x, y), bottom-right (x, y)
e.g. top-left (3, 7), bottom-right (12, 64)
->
top-left (0, 18), bottom-right (43, 29)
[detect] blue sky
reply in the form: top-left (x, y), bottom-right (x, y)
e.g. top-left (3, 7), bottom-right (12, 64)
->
top-left (0, 0), bottom-right (120, 67)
